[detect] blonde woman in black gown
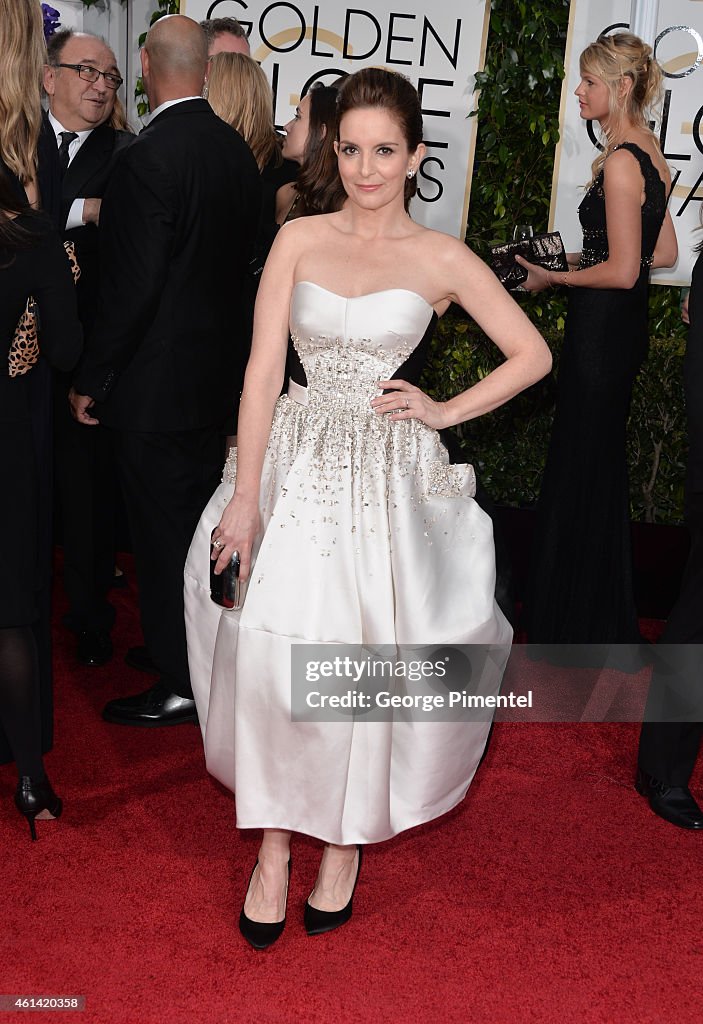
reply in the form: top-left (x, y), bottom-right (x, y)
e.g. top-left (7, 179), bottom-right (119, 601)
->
top-left (520, 33), bottom-right (678, 646)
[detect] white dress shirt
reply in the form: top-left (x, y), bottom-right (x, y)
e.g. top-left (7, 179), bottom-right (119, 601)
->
top-left (147, 96), bottom-right (202, 123)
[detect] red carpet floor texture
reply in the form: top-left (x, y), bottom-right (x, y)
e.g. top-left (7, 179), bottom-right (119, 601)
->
top-left (1, 558), bottom-right (701, 1024)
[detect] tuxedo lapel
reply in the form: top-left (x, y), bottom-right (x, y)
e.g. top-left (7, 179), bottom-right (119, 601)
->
top-left (62, 123), bottom-right (115, 204)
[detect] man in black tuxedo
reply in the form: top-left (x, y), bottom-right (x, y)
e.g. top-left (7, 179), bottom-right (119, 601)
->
top-left (637, 261), bottom-right (703, 830)
top-left (70, 14), bottom-right (261, 726)
top-left (44, 30), bottom-right (133, 668)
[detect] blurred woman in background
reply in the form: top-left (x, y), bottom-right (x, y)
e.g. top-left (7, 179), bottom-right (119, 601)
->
top-left (0, 0), bottom-right (82, 837)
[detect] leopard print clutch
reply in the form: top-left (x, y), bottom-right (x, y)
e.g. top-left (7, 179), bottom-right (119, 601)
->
top-left (8, 240), bottom-right (80, 378)
top-left (8, 298), bottom-right (40, 378)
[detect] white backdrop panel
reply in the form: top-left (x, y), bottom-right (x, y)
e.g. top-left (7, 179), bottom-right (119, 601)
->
top-left (182, 0), bottom-right (490, 239)
top-left (550, 0), bottom-right (703, 286)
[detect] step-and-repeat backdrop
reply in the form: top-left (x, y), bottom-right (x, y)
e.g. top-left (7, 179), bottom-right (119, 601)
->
top-left (47, 1), bottom-right (703, 279)
top-left (551, 0), bottom-right (703, 285)
top-left (182, 0), bottom-right (490, 238)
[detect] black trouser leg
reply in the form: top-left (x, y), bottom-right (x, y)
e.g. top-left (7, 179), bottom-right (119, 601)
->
top-left (639, 722), bottom-right (703, 787)
top-left (54, 378), bottom-right (116, 633)
top-left (638, 493), bottom-right (703, 786)
top-left (110, 427), bottom-right (221, 698)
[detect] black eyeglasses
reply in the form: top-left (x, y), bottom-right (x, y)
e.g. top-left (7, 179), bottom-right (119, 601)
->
top-left (52, 63), bottom-right (124, 90)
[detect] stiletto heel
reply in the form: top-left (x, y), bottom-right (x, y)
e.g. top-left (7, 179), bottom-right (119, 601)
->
top-left (239, 857), bottom-right (291, 950)
top-left (304, 845), bottom-right (362, 936)
top-left (14, 776), bottom-right (63, 842)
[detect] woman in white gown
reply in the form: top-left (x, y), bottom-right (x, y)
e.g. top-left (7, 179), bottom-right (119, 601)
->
top-left (184, 68), bottom-right (551, 949)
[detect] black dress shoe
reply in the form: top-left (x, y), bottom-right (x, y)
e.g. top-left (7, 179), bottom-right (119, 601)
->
top-left (76, 630), bottom-right (113, 667)
top-left (124, 645), bottom-right (158, 674)
top-left (15, 776), bottom-right (63, 841)
top-left (636, 769), bottom-right (703, 830)
top-left (102, 681), bottom-right (198, 727)
top-left (239, 859), bottom-right (291, 950)
top-left (304, 846), bottom-right (362, 936)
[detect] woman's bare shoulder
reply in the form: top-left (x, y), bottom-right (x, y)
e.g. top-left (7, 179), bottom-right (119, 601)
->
top-left (278, 211), bottom-right (343, 237)
top-left (608, 135), bottom-right (671, 186)
top-left (416, 225), bottom-right (478, 267)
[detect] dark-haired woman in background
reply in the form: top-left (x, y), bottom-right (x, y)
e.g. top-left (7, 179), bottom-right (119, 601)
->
top-left (185, 67), bottom-right (550, 947)
top-left (275, 81), bottom-right (346, 222)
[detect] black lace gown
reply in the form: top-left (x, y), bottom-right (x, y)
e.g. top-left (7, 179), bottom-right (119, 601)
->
top-left (527, 142), bottom-right (666, 643)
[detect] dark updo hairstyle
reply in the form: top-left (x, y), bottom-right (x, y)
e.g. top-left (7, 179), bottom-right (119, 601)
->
top-left (294, 82), bottom-right (346, 216)
top-left (336, 67), bottom-right (423, 209)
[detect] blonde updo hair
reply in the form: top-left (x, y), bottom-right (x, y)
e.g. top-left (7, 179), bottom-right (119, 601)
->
top-left (580, 32), bottom-right (664, 181)
top-left (206, 52), bottom-right (281, 172)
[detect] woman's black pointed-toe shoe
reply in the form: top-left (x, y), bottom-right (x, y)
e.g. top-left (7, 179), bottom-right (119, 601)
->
top-left (14, 776), bottom-right (63, 841)
top-left (239, 858), bottom-right (291, 950)
top-left (304, 846), bottom-right (362, 936)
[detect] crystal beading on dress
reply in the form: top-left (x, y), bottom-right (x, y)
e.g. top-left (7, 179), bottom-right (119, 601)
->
top-left (223, 284), bottom-right (478, 552)
top-left (290, 330), bottom-right (416, 410)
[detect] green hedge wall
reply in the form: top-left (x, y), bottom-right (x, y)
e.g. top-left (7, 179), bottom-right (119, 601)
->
top-left (422, 0), bottom-right (689, 524)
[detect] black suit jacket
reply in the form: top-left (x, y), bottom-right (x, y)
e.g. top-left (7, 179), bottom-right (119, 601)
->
top-left (74, 99), bottom-right (262, 431)
top-left (59, 120), bottom-right (133, 332)
top-left (686, 253), bottom-right (703, 494)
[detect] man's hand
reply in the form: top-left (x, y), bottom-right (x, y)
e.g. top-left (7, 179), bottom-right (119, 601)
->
top-left (69, 387), bottom-right (100, 425)
top-left (82, 198), bottom-right (102, 225)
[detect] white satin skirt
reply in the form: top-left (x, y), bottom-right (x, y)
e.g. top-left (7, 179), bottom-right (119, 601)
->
top-left (184, 386), bottom-right (512, 844)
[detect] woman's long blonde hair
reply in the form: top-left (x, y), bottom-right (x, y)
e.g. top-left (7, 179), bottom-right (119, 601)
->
top-left (580, 32), bottom-right (664, 182)
top-left (206, 52), bottom-right (281, 172)
top-left (109, 95), bottom-right (133, 134)
top-left (0, 0), bottom-right (45, 183)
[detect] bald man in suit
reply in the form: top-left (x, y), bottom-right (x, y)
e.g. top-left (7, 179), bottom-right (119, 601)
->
top-left (71, 16), bottom-right (261, 726)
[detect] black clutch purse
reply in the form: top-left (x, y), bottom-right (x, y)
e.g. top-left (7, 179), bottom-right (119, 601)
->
top-left (489, 231), bottom-right (568, 291)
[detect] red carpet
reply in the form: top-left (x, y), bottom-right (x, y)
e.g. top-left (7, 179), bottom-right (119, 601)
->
top-left (1, 557), bottom-right (701, 1024)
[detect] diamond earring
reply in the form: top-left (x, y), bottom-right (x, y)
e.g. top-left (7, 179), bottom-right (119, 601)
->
top-left (407, 169), bottom-right (415, 179)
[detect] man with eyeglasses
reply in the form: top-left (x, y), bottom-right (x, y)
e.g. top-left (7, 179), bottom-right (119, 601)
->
top-left (44, 30), bottom-right (133, 671)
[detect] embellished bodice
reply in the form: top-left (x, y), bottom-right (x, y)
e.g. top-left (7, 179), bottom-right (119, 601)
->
top-left (577, 142), bottom-right (666, 270)
top-left (289, 282), bottom-right (435, 410)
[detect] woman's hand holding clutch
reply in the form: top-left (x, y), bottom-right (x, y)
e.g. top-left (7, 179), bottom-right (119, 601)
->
top-left (514, 256), bottom-right (553, 293)
top-left (211, 493), bottom-right (261, 583)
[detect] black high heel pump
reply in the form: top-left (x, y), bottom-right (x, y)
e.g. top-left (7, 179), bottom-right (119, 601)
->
top-left (14, 776), bottom-right (63, 841)
top-left (239, 858), bottom-right (292, 950)
top-left (304, 845), bottom-right (362, 936)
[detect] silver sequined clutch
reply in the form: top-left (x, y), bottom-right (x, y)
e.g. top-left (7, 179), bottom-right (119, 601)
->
top-left (490, 231), bottom-right (568, 291)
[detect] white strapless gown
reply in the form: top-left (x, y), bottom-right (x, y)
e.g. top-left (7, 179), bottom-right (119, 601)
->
top-left (184, 282), bottom-right (512, 844)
